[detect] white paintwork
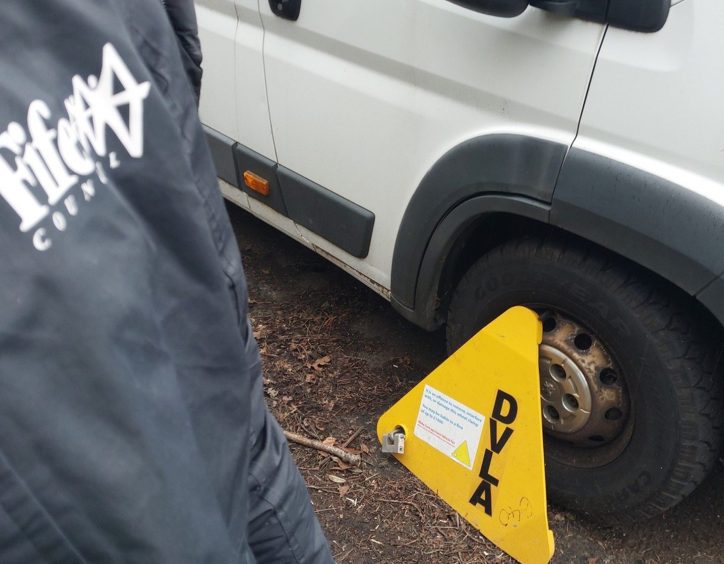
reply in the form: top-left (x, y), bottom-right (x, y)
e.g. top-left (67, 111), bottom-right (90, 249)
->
top-left (231, 1), bottom-right (277, 159)
top-left (574, 1), bottom-right (724, 215)
top-left (198, 1), bottom-right (721, 297)
top-left (197, 0), bottom-right (276, 159)
top-left (258, 2), bottom-right (605, 291)
top-left (196, 0), bottom-right (238, 136)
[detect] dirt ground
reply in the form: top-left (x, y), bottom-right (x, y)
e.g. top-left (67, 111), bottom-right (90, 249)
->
top-left (228, 204), bottom-right (724, 563)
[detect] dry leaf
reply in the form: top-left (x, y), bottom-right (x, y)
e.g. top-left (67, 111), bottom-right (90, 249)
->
top-left (252, 324), bottom-right (267, 339)
top-left (322, 437), bottom-right (336, 447)
top-left (327, 474), bottom-right (346, 484)
top-left (266, 388), bottom-right (278, 398)
top-left (312, 355), bottom-right (331, 371)
top-left (305, 373), bottom-right (317, 384)
top-left (335, 461), bottom-right (352, 471)
top-left (360, 444), bottom-right (370, 454)
top-left (338, 484), bottom-right (351, 497)
top-left (281, 395), bottom-right (292, 403)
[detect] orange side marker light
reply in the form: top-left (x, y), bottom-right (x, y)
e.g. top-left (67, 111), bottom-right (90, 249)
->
top-left (243, 171), bottom-right (270, 196)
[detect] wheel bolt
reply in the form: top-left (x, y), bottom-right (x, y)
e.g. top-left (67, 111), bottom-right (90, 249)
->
top-left (549, 364), bottom-right (566, 381)
top-left (563, 394), bottom-right (579, 411)
top-left (574, 333), bottom-right (593, 350)
top-left (605, 407), bottom-right (623, 420)
top-left (600, 368), bottom-right (618, 385)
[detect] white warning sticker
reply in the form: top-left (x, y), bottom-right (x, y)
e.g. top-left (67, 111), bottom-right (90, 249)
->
top-left (414, 385), bottom-right (485, 469)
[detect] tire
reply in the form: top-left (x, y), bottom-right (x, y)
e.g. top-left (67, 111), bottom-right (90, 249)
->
top-left (446, 236), bottom-right (723, 522)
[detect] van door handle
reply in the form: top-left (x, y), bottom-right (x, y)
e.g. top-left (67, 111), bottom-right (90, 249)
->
top-left (269, 0), bottom-right (301, 21)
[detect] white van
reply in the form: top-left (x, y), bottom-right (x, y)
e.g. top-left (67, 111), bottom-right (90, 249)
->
top-left (196, 0), bottom-right (724, 522)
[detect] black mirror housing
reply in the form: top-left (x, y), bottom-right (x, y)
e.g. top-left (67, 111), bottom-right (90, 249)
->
top-left (446, 0), bottom-right (529, 18)
top-left (448, 0), bottom-right (671, 33)
top-left (607, 0), bottom-right (670, 33)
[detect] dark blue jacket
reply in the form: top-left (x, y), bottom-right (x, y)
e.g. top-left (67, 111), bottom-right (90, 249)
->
top-left (163, 0), bottom-right (203, 103)
top-left (0, 1), bottom-right (330, 562)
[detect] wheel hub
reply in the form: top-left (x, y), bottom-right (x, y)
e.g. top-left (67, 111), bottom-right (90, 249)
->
top-left (538, 311), bottom-right (629, 449)
top-left (540, 345), bottom-right (592, 433)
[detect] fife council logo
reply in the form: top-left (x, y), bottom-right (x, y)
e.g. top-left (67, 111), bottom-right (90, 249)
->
top-left (0, 43), bottom-right (151, 251)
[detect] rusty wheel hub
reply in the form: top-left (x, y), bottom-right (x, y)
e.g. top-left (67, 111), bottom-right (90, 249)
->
top-left (538, 311), bottom-right (629, 449)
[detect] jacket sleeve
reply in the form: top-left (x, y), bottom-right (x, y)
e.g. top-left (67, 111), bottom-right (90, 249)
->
top-left (162, 0), bottom-right (203, 103)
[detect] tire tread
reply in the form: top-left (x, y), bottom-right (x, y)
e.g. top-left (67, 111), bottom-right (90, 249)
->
top-left (447, 235), bottom-right (723, 522)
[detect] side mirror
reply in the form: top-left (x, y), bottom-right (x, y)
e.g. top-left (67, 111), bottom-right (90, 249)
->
top-left (447, 0), bottom-right (670, 33)
top-left (607, 0), bottom-right (670, 33)
top-left (446, 0), bottom-right (529, 18)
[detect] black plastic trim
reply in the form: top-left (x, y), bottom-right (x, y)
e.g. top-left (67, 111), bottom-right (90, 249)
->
top-left (269, 0), bottom-right (301, 21)
top-left (445, 0), bottom-right (528, 17)
top-left (277, 167), bottom-right (375, 259)
top-left (233, 144), bottom-right (288, 216)
top-left (391, 134), bottom-right (567, 309)
top-left (530, 0), bottom-right (580, 17)
top-left (607, 0), bottom-right (670, 33)
top-left (531, 0), bottom-right (669, 33)
top-left (392, 195), bottom-right (550, 330)
top-left (698, 276), bottom-right (724, 326)
top-left (202, 128), bottom-right (375, 258)
top-left (203, 126), bottom-right (237, 186)
top-left (552, 149), bottom-right (724, 296)
top-left (570, 0), bottom-right (607, 23)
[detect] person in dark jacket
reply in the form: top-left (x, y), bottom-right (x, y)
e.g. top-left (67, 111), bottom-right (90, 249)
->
top-left (0, 1), bottom-right (331, 562)
top-left (162, 0), bottom-right (203, 103)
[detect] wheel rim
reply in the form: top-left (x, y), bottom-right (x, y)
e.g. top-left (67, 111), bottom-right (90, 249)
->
top-left (536, 309), bottom-right (632, 467)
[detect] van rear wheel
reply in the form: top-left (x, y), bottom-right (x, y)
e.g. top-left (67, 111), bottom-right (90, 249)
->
top-left (446, 236), bottom-right (723, 521)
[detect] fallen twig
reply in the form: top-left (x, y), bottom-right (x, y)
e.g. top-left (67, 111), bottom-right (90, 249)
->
top-left (341, 426), bottom-right (364, 448)
top-left (335, 548), bottom-right (354, 562)
top-left (306, 485), bottom-right (338, 494)
top-left (284, 430), bottom-right (362, 466)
